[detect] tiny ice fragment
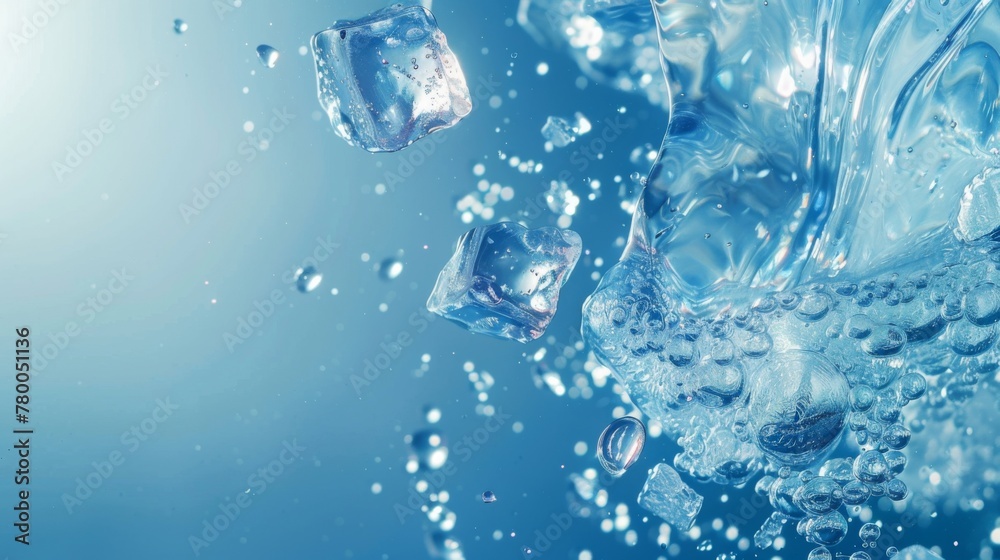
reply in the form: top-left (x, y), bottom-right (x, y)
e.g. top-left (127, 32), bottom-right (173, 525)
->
top-left (427, 222), bottom-right (582, 343)
top-left (257, 44), bottom-right (280, 68)
top-left (541, 116), bottom-right (577, 147)
top-left (637, 463), bottom-right (703, 530)
top-left (310, 4), bottom-right (472, 153)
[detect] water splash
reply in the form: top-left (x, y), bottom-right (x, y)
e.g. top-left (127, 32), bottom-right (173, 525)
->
top-left (520, 0), bottom-right (998, 553)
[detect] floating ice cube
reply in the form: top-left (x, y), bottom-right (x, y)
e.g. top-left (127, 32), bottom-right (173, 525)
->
top-left (897, 546), bottom-right (945, 560)
top-left (637, 463), bottom-right (703, 530)
top-left (310, 4), bottom-right (472, 153)
top-left (427, 222), bottom-right (582, 343)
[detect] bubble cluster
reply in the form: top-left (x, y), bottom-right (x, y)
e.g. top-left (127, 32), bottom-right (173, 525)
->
top-left (582, 235), bottom-right (1000, 549)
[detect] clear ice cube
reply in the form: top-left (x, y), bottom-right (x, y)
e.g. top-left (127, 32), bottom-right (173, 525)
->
top-left (310, 4), bottom-right (472, 153)
top-left (637, 463), bottom-right (703, 530)
top-left (639, 463), bottom-right (704, 531)
top-left (427, 222), bottom-right (582, 343)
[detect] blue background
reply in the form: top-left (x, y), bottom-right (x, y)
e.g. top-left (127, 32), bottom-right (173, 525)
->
top-left (0, 0), bottom-right (988, 558)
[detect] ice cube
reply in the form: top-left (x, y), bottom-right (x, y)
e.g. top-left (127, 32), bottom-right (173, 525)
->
top-left (897, 546), bottom-right (945, 560)
top-left (427, 222), bottom-right (582, 343)
top-left (637, 463), bottom-right (703, 530)
top-left (311, 4), bottom-right (472, 153)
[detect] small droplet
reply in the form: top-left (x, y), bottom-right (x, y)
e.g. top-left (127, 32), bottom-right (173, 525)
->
top-left (295, 266), bottom-right (323, 293)
top-left (859, 522), bottom-right (880, 543)
top-left (482, 491), bottom-right (497, 503)
top-left (425, 406), bottom-right (442, 424)
top-left (597, 416), bottom-right (646, 476)
top-left (257, 44), bottom-right (280, 68)
top-left (410, 429), bottom-right (448, 471)
top-left (173, 19), bottom-right (188, 34)
top-left (808, 546), bottom-right (833, 560)
top-left (379, 258), bottom-right (404, 281)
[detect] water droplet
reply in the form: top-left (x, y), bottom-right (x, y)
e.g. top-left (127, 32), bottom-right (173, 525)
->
top-left (965, 282), bottom-right (1000, 326)
top-left (886, 478), bottom-right (908, 500)
top-left (899, 372), bottom-right (927, 400)
top-left (481, 490), bottom-right (496, 503)
top-left (295, 266), bottom-right (323, 293)
top-left (850, 385), bottom-right (876, 411)
top-left (859, 522), bottom-right (880, 543)
top-left (793, 476), bottom-right (844, 515)
top-left (842, 480), bottom-right (871, 505)
top-left (597, 416), bottom-right (646, 476)
top-left (808, 546), bottom-right (833, 560)
top-left (379, 258), bottom-right (404, 281)
top-left (173, 19), bottom-right (188, 34)
top-left (853, 450), bottom-right (890, 484)
top-left (424, 406), bottom-right (442, 424)
top-left (257, 44), bottom-right (280, 68)
top-left (410, 429), bottom-right (448, 471)
top-left (881, 423), bottom-right (911, 449)
top-left (804, 511), bottom-right (848, 546)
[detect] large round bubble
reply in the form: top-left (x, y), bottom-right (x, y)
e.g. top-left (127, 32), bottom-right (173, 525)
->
top-left (748, 351), bottom-right (850, 467)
